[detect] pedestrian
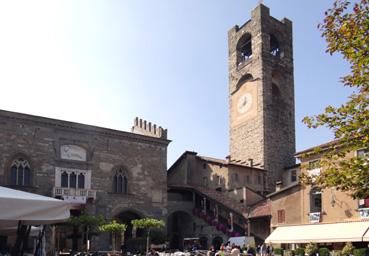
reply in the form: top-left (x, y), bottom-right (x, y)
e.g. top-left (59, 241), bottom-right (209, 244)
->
top-left (215, 244), bottom-right (226, 256)
top-left (230, 244), bottom-right (240, 256)
top-left (256, 245), bottom-right (261, 256)
top-left (207, 245), bottom-right (216, 256)
top-left (260, 244), bottom-right (267, 256)
top-left (147, 248), bottom-right (159, 256)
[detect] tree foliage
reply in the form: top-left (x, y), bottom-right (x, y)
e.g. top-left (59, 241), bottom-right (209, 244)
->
top-left (131, 218), bottom-right (165, 230)
top-left (302, 0), bottom-right (369, 198)
top-left (99, 220), bottom-right (127, 233)
top-left (68, 213), bottom-right (105, 229)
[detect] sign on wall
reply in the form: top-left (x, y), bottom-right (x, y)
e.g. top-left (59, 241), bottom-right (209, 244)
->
top-left (60, 145), bottom-right (87, 161)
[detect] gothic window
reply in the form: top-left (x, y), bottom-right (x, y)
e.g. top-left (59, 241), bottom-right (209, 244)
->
top-left (9, 158), bottom-right (31, 186)
top-left (236, 33), bottom-right (252, 65)
top-left (310, 187), bottom-right (322, 213)
top-left (78, 173), bottom-right (85, 189)
top-left (70, 172), bottom-right (77, 188)
top-left (61, 171), bottom-right (69, 187)
top-left (113, 168), bottom-right (128, 195)
top-left (59, 170), bottom-right (85, 189)
top-left (270, 34), bottom-right (281, 57)
top-left (123, 176), bottom-right (128, 194)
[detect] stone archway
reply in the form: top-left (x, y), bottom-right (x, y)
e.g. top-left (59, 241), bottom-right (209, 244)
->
top-left (115, 210), bottom-right (145, 252)
top-left (167, 211), bottom-right (193, 250)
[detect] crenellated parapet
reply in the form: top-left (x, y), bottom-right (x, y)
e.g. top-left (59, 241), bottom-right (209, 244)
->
top-left (131, 117), bottom-right (167, 139)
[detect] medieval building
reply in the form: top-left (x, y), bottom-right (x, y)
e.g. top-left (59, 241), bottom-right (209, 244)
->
top-left (0, 111), bottom-right (169, 251)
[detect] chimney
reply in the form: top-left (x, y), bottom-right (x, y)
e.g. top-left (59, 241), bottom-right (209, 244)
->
top-left (248, 158), bottom-right (254, 167)
top-left (275, 181), bottom-right (283, 191)
top-left (226, 155), bottom-right (231, 163)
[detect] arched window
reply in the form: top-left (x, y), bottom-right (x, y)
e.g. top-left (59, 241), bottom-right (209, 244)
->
top-left (70, 172), bottom-right (77, 188)
top-left (235, 74), bottom-right (253, 91)
top-left (236, 33), bottom-right (252, 65)
top-left (123, 176), bottom-right (128, 194)
top-left (9, 158), bottom-right (31, 186)
top-left (113, 168), bottom-right (128, 195)
top-left (78, 173), bottom-right (85, 189)
top-left (270, 34), bottom-right (281, 57)
top-left (117, 175), bottom-right (123, 193)
top-left (61, 171), bottom-right (68, 187)
top-left (310, 187), bottom-right (322, 213)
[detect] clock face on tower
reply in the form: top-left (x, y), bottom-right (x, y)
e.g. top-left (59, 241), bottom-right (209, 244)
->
top-left (237, 93), bottom-right (252, 114)
top-left (231, 79), bottom-right (258, 127)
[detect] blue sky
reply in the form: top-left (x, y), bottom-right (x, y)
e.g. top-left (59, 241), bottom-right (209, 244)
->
top-left (0, 1), bottom-right (351, 167)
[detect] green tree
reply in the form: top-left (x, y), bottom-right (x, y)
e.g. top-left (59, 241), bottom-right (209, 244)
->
top-left (99, 220), bottom-right (127, 252)
top-left (68, 213), bottom-right (105, 251)
top-left (131, 218), bottom-right (165, 254)
top-left (302, 0), bottom-right (369, 199)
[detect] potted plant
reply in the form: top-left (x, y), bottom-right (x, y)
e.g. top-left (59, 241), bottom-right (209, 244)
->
top-left (342, 242), bottom-right (355, 256)
top-left (305, 243), bottom-right (318, 256)
top-left (274, 248), bottom-right (284, 256)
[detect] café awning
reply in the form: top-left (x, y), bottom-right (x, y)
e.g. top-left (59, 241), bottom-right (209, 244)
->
top-left (0, 186), bottom-right (70, 228)
top-left (265, 221), bottom-right (369, 244)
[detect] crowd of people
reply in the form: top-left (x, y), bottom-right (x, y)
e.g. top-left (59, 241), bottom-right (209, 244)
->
top-left (206, 243), bottom-right (273, 256)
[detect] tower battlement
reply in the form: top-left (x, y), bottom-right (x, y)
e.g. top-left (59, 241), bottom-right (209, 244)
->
top-left (131, 117), bottom-right (167, 139)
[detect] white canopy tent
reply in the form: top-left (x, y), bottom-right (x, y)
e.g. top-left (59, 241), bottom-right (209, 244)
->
top-left (0, 186), bottom-right (70, 228)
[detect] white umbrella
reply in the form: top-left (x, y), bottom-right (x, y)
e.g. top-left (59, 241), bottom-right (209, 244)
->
top-left (0, 186), bottom-right (70, 228)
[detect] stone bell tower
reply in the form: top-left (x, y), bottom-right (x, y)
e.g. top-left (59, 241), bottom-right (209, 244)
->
top-left (228, 4), bottom-right (296, 191)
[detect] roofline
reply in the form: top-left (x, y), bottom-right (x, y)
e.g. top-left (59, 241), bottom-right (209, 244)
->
top-left (167, 151), bottom-right (197, 174)
top-left (295, 139), bottom-right (340, 157)
top-left (266, 183), bottom-right (300, 198)
top-left (0, 109), bottom-right (171, 146)
top-left (197, 155), bottom-right (266, 172)
top-left (283, 163), bottom-right (300, 170)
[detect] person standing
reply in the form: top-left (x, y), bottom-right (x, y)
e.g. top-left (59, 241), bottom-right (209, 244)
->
top-left (230, 244), bottom-right (240, 256)
top-left (207, 246), bottom-right (216, 256)
top-left (260, 244), bottom-right (267, 256)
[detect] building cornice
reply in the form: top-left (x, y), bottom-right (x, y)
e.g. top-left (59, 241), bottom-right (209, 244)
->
top-left (0, 109), bottom-right (171, 146)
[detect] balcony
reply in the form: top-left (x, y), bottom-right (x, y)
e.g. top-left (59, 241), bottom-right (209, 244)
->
top-left (309, 212), bottom-right (321, 223)
top-left (53, 187), bottom-right (96, 203)
top-left (359, 208), bottom-right (369, 218)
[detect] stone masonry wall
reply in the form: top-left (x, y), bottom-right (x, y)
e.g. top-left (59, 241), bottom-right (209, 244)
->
top-left (0, 109), bottom-right (169, 250)
top-left (228, 4), bottom-right (295, 191)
